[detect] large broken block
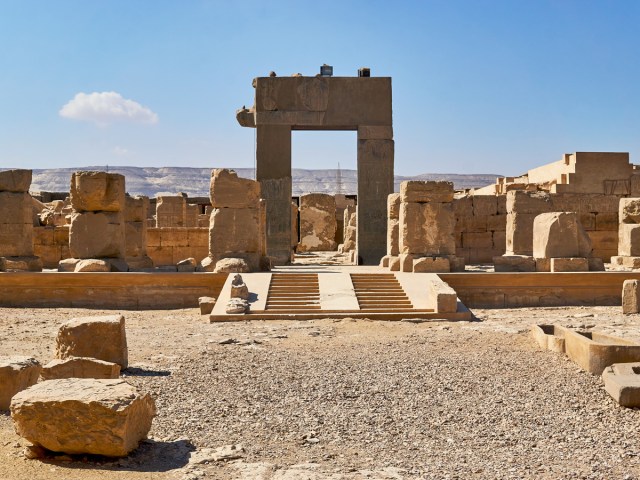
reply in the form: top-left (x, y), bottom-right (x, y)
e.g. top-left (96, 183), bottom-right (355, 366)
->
top-left (70, 171), bottom-right (125, 212)
top-left (210, 169), bottom-right (261, 209)
top-left (40, 357), bottom-right (120, 380)
top-left (623, 279), bottom-right (640, 314)
top-left (69, 212), bottom-right (125, 259)
top-left (0, 192), bottom-right (33, 224)
top-left (400, 181), bottom-right (454, 204)
top-left (0, 169), bottom-right (31, 193)
top-left (298, 193), bottom-right (337, 252)
top-left (550, 257), bottom-right (589, 272)
top-left (532, 212), bottom-right (592, 258)
top-left (56, 315), bottom-right (128, 369)
top-left (413, 256), bottom-right (450, 273)
top-left (426, 278), bottom-right (457, 313)
top-left (209, 208), bottom-right (260, 257)
top-left (399, 202), bottom-right (455, 255)
top-left (602, 363), bottom-right (640, 407)
top-left (10, 378), bottom-right (155, 456)
top-left (0, 357), bottom-right (41, 410)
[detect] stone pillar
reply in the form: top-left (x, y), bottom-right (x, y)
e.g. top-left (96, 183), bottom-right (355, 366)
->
top-left (0, 169), bottom-right (42, 271)
top-left (256, 125), bottom-right (292, 265)
top-left (125, 195), bottom-right (153, 270)
top-left (298, 193), bottom-right (337, 252)
top-left (205, 169), bottom-right (262, 272)
top-left (291, 201), bottom-right (299, 250)
top-left (357, 127), bottom-right (394, 265)
top-left (395, 181), bottom-right (462, 272)
top-left (185, 203), bottom-right (199, 227)
top-left (68, 171), bottom-right (126, 268)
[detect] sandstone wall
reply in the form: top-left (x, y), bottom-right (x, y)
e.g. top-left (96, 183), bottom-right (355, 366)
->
top-left (147, 227), bottom-right (209, 266)
top-left (33, 226), bottom-right (70, 268)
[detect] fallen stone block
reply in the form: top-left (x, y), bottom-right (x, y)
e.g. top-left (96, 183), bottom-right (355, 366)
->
top-left (198, 296), bottom-right (216, 315)
top-left (10, 378), bottom-right (155, 456)
top-left (413, 256), bottom-right (450, 273)
top-left (176, 257), bottom-right (197, 272)
top-left (56, 315), bottom-right (128, 369)
top-left (210, 169), bottom-right (260, 208)
top-left (214, 257), bottom-right (250, 273)
top-left (226, 298), bottom-right (249, 314)
top-left (74, 259), bottom-right (111, 272)
top-left (0, 169), bottom-right (31, 193)
top-left (533, 212), bottom-right (592, 259)
top-left (623, 279), bottom-right (640, 314)
top-left (0, 357), bottom-right (41, 410)
top-left (493, 255), bottom-right (535, 272)
top-left (58, 258), bottom-right (81, 272)
top-left (40, 357), bottom-right (120, 380)
top-left (530, 324), bottom-right (565, 353)
top-left (602, 362), bottom-right (640, 407)
top-left (550, 257), bottom-right (589, 272)
top-left (0, 256), bottom-right (42, 272)
top-left (69, 212), bottom-right (125, 259)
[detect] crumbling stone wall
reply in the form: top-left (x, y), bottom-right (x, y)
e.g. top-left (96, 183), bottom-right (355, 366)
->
top-left (298, 193), bottom-right (337, 252)
top-left (146, 227), bottom-right (208, 266)
top-left (155, 196), bottom-right (186, 227)
top-left (125, 195), bottom-right (153, 270)
top-left (33, 226), bottom-right (70, 268)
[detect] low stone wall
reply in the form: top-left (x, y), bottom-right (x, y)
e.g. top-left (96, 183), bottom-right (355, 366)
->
top-left (146, 228), bottom-right (209, 266)
top-left (0, 272), bottom-right (226, 309)
top-left (33, 226), bottom-right (70, 268)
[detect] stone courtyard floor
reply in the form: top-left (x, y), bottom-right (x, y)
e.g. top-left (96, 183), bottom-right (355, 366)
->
top-left (2, 305), bottom-right (640, 479)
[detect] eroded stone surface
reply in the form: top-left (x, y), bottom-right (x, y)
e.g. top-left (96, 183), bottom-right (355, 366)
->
top-left (10, 378), bottom-right (155, 456)
top-left (40, 357), bottom-right (120, 380)
top-left (0, 357), bottom-right (41, 410)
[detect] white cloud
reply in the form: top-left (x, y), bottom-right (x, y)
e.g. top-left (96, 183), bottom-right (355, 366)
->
top-left (59, 91), bottom-right (158, 126)
top-left (113, 146), bottom-right (129, 156)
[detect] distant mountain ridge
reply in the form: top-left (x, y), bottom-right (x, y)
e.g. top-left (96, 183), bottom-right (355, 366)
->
top-left (20, 166), bottom-right (498, 197)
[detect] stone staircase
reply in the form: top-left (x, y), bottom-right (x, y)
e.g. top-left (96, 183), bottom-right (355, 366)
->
top-left (265, 273), bottom-right (321, 313)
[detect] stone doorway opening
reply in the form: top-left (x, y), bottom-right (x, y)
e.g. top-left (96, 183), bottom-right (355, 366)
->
top-left (291, 131), bottom-right (356, 266)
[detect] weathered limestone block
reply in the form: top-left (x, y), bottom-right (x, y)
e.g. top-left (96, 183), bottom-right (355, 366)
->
top-left (399, 253), bottom-right (413, 272)
top-left (399, 202), bottom-right (455, 255)
top-left (623, 279), bottom-right (640, 314)
top-left (124, 195), bottom-right (149, 222)
top-left (493, 255), bottom-right (536, 272)
top-left (56, 315), bottom-right (128, 369)
top-left (210, 169), bottom-right (260, 209)
top-left (214, 257), bottom-right (250, 273)
top-left (156, 196), bottom-right (186, 227)
top-left (388, 193), bottom-right (401, 219)
top-left (226, 298), bottom-right (249, 314)
top-left (427, 278), bottom-right (457, 313)
top-left (209, 208), bottom-right (260, 257)
top-left (198, 296), bottom-right (216, 315)
top-left (0, 192), bottom-right (32, 224)
top-left (344, 225), bottom-right (357, 252)
top-left (603, 363), bottom-right (640, 407)
top-left (125, 221), bottom-right (147, 257)
top-left (400, 181), bottom-right (454, 204)
top-left (70, 171), bottom-right (125, 212)
top-left (298, 193), bottom-right (337, 252)
top-left (0, 256), bottom-right (42, 272)
top-left (532, 212), bottom-right (592, 258)
top-left (0, 192), bottom-right (35, 257)
top-left (11, 378), bottom-right (156, 456)
top-left (185, 204), bottom-right (199, 227)
top-left (69, 211), bottom-right (125, 259)
top-left (550, 257), bottom-right (589, 272)
top-left (472, 195), bottom-right (498, 216)
top-left (506, 190), bottom-right (552, 214)
top-left (0, 169), bottom-right (31, 193)
top-left (386, 219), bottom-right (399, 256)
top-left (0, 357), bottom-right (41, 410)
top-left (413, 256), bottom-right (450, 273)
top-left (74, 259), bottom-right (111, 272)
top-left (506, 213), bottom-right (537, 255)
top-left (379, 255), bottom-right (390, 268)
top-left (619, 224), bottom-right (640, 256)
top-left (291, 201), bottom-right (299, 248)
top-left (619, 198), bottom-right (640, 224)
top-left (40, 357), bottom-right (120, 380)
top-left (388, 255), bottom-right (400, 271)
top-left (230, 274), bottom-right (250, 300)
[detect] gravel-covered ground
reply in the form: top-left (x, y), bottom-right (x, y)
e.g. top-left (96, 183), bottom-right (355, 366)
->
top-left (1, 305), bottom-right (640, 479)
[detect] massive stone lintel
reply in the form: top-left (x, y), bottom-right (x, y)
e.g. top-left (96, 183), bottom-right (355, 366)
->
top-left (240, 76), bottom-right (393, 265)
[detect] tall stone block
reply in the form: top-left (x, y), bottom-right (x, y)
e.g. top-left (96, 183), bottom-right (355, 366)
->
top-left (357, 137), bottom-right (394, 264)
top-left (156, 196), bottom-right (186, 227)
top-left (69, 212), bottom-right (125, 259)
top-left (399, 202), bottom-right (456, 255)
top-left (533, 212), bottom-right (592, 258)
top-left (70, 171), bottom-right (125, 213)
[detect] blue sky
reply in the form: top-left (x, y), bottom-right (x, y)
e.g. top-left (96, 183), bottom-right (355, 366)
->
top-left (0, 0), bottom-right (639, 176)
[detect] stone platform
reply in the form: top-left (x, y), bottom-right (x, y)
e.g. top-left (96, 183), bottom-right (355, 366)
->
top-left (210, 266), bottom-right (471, 322)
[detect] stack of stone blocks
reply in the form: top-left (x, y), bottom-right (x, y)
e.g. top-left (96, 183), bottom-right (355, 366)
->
top-left (0, 169), bottom-right (42, 271)
top-left (67, 171), bottom-right (126, 270)
top-left (383, 181), bottom-right (464, 272)
top-left (494, 190), bottom-right (613, 271)
top-left (155, 195), bottom-right (186, 227)
top-left (203, 169), bottom-right (265, 272)
top-left (453, 194), bottom-right (506, 263)
top-left (297, 193), bottom-right (337, 252)
top-left (612, 198), bottom-right (640, 269)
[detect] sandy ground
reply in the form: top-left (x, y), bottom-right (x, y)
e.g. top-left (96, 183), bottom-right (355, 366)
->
top-left (1, 303), bottom-right (640, 479)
